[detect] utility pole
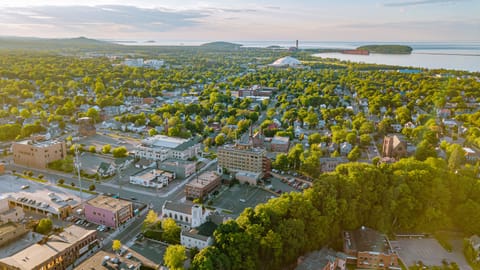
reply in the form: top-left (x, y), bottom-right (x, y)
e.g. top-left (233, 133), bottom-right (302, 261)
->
top-left (74, 144), bottom-right (83, 205)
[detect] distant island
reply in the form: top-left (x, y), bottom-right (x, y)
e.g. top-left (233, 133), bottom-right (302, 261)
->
top-left (201, 41), bottom-right (242, 49)
top-left (357, 45), bottom-right (413, 54)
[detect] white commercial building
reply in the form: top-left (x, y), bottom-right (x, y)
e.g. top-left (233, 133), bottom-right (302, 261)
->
top-left (135, 135), bottom-right (201, 161)
top-left (129, 169), bottom-right (174, 189)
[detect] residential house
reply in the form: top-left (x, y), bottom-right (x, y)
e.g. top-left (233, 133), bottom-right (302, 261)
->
top-left (97, 162), bottom-right (116, 178)
top-left (469, 235), bottom-right (480, 261)
top-left (463, 147), bottom-right (478, 162)
top-left (340, 142), bottom-right (352, 156)
top-left (320, 157), bottom-right (349, 173)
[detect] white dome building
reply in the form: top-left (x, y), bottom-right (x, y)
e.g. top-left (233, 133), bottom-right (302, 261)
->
top-left (270, 56), bottom-right (301, 67)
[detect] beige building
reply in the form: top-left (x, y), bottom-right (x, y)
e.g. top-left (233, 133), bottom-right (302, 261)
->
top-left (218, 144), bottom-right (266, 174)
top-left (185, 171), bottom-right (221, 200)
top-left (382, 135), bottom-right (406, 160)
top-left (0, 225), bottom-right (98, 270)
top-left (12, 140), bottom-right (66, 169)
top-left (0, 223), bottom-right (28, 248)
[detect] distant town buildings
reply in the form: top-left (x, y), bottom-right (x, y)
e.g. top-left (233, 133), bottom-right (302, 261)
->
top-left (84, 195), bottom-right (133, 228)
top-left (185, 171), bottom-right (221, 200)
top-left (382, 135), bottom-right (407, 160)
top-left (134, 135), bottom-right (201, 162)
top-left (123, 58), bottom-right (164, 69)
top-left (12, 139), bottom-right (66, 169)
top-left (0, 225), bottom-right (99, 270)
top-left (270, 135), bottom-right (290, 153)
top-left (343, 227), bottom-right (399, 270)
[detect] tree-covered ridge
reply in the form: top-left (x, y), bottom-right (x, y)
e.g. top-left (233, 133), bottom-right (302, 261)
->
top-left (357, 44), bottom-right (413, 54)
top-left (191, 159), bottom-right (480, 270)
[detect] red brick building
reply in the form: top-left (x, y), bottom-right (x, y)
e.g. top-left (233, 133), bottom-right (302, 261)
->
top-left (343, 227), bottom-right (400, 270)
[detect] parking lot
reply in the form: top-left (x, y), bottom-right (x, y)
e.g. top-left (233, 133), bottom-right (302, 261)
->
top-left (393, 238), bottom-right (471, 269)
top-left (211, 184), bottom-right (276, 215)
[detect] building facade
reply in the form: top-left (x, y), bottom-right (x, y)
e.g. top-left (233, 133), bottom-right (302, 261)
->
top-left (185, 171), bottom-right (221, 200)
top-left (78, 117), bottom-right (96, 136)
top-left (135, 135), bottom-right (201, 162)
top-left (382, 136), bottom-right (407, 160)
top-left (84, 195), bottom-right (133, 228)
top-left (218, 144), bottom-right (266, 174)
top-left (162, 202), bottom-right (209, 230)
top-left (159, 159), bottom-right (196, 179)
top-left (12, 140), bottom-right (66, 169)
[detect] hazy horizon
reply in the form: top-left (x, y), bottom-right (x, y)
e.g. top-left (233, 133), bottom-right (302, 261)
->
top-left (0, 0), bottom-right (478, 42)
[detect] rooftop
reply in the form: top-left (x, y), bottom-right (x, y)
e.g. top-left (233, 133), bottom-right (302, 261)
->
top-left (296, 247), bottom-right (342, 270)
top-left (141, 135), bottom-right (188, 149)
top-left (345, 226), bottom-right (390, 254)
top-left (86, 195), bottom-right (132, 212)
top-left (161, 159), bottom-right (195, 167)
top-left (186, 171), bottom-right (220, 189)
top-left (271, 135), bottom-right (290, 144)
top-left (0, 225), bottom-right (96, 270)
top-left (0, 175), bottom-right (89, 215)
top-left (74, 250), bottom-right (141, 270)
top-left (163, 201), bottom-right (193, 215)
top-left (14, 139), bottom-right (63, 148)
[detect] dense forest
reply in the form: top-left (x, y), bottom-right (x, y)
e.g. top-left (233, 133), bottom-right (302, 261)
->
top-left (191, 159), bottom-right (480, 269)
top-left (357, 44), bottom-right (413, 54)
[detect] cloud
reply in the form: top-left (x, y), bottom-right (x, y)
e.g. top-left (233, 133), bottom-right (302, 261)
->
top-left (0, 5), bottom-right (208, 33)
top-left (384, 0), bottom-right (466, 7)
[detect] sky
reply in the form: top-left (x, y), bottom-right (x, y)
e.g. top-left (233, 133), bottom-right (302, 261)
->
top-left (0, 0), bottom-right (478, 42)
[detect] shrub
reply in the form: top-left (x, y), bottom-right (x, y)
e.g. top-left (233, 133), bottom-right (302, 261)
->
top-left (58, 178), bottom-right (65, 185)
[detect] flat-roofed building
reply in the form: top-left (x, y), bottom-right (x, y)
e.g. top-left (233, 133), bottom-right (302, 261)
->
top-left (74, 250), bottom-right (141, 270)
top-left (129, 169), bottom-right (174, 188)
top-left (343, 226), bottom-right (399, 270)
top-left (235, 171), bottom-right (261, 185)
top-left (185, 171), bottom-right (221, 200)
top-left (0, 225), bottom-right (99, 270)
top-left (218, 144), bottom-right (266, 175)
top-left (159, 159), bottom-right (196, 179)
top-left (0, 223), bottom-right (28, 248)
top-left (135, 135), bottom-right (201, 161)
top-left (270, 135), bottom-right (290, 153)
top-left (84, 195), bottom-right (133, 228)
top-left (12, 139), bottom-right (66, 169)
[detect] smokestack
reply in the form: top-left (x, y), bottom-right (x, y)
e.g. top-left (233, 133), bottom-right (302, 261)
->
top-left (296, 40), bottom-right (298, 49)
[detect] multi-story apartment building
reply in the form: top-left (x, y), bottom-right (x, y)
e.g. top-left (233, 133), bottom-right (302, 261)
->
top-left (12, 140), bottom-right (66, 169)
top-left (217, 144), bottom-right (267, 175)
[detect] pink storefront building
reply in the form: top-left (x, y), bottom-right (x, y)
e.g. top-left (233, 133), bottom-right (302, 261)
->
top-left (84, 195), bottom-right (133, 228)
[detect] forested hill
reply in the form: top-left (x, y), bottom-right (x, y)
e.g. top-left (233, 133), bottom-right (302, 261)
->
top-left (357, 44), bottom-right (413, 54)
top-left (0, 36), bottom-right (119, 50)
top-left (200, 41), bottom-right (242, 50)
